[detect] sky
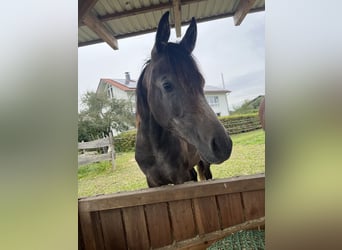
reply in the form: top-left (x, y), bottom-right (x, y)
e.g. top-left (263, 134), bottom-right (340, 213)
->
top-left (78, 11), bottom-right (265, 111)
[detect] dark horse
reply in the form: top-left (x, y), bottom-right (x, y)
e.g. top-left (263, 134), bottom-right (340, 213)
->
top-left (135, 12), bottom-right (233, 187)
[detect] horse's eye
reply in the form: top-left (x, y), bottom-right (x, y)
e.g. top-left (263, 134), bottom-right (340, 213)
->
top-left (162, 82), bottom-right (173, 92)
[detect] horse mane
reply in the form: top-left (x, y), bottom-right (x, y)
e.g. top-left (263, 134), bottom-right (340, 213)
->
top-left (136, 60), bottom-right (150, 121)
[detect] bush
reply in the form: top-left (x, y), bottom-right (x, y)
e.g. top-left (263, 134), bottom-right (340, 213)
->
top-left (114, 114), bottom-right (262, 152)
top-left (114, 130), bottom-right (136, 152)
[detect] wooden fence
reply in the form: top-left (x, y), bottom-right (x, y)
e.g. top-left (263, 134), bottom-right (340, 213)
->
top-left (78, 173), bottom-right (265, 250)
top-left (78, 134), bottom-right (115, 169)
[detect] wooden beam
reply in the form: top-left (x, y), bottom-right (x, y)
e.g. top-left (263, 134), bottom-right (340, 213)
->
top-left (173, 0), bottom-right (182, 37)
top-left (234, 0), bottom-right (256, 26)
top-left (82, 13), bottom-right (119, 50)
top-left (78, 0), bottom-right (99, 26)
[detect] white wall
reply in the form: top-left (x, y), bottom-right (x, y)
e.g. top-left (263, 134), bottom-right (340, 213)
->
top-left (205, 93), bottom-right (230, 116)
top-left (107, 85), bottom-right (127, 100)
top-left (107, 84), bottom-right (229, 117)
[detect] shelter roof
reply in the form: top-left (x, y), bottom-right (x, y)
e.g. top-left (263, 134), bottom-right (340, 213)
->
top-left (79, 0), bottom-right (265, 50)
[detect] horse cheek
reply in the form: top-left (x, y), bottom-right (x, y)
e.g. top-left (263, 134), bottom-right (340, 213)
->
top-left (172, 99), bottom-right (183, 118)
top-left (150, 89), bottom-right (170, 125)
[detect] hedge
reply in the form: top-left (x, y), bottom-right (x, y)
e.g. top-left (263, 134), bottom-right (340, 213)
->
top-left (114, 113), bottom-right (261, 152)
top-left (219, 113), bottom-right (262, 134)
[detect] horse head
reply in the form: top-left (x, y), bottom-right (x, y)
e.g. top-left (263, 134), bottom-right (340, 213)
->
top-left (138, 11), bottom-right (232, 165)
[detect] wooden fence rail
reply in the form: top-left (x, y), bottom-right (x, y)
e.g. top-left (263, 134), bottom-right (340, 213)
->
top-left (78, 173), bottom-right (265, 250)
top-left (78, 134), bottom-right (115, 169)
top-left (78, 137), bottom-right (111, 150)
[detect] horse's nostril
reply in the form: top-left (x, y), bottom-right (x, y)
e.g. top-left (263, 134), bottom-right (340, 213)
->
top-left (209, 135), bottom-right (232, 162)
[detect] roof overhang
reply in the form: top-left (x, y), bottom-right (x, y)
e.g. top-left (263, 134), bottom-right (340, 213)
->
top-left (78, 0), bottom-right (265, 50)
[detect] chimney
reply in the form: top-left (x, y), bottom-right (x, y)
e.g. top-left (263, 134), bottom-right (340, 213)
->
top-left (125, 72), bottom-right (130, 85)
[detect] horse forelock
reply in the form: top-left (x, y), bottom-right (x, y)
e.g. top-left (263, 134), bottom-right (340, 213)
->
top-left (150, 42), bottom-right (204, 94)
top-left (136, 42), bottom-right (205, 124)
top-left (167, 43), bottom-right (204, 93)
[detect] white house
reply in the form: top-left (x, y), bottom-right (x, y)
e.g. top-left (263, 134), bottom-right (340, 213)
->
top-left (96, 72), bottom-right (231, 116)
top-left (203, 85), bottom-right (231, 116)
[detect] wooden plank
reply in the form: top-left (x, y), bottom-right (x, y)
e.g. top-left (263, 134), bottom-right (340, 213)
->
top-left (108, 131), bottom-right (116, 170)
top-left (169, 200), bottom-right (197, 241)
top-left (144, 203), bottom-right (173, 248)
top-left (78, 137), bottom-right (110, 149)
top-left (217, 193), bottom-right (245, 228)
top-left (122, 206), bottom-right (150, 249)
top-left (78, 212), bottom-right (85, 250)
top-left (234, 0), bottom-right (256, 26)
top-left (193, 196), bottom-right (220, 235)
top-left (82, 13), bottom-right (119, 50)
top-left (99, 209), bottom-right (127, 250)
top-left (172, 0), bottom-right (182, 37)
top-left (79, 174), bottom-right (265, 212)
top-left (242, 190), bottom-right (265, 220)
top-left (78, 153), bottom-right (111, 166)
top-left (79, 211), bottom-right (97, 250)
top-left (90, 212), bottom-right (105, 250)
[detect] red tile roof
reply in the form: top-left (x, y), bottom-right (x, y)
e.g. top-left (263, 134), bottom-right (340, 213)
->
top-left (101, 78), bottom-right (136, 92)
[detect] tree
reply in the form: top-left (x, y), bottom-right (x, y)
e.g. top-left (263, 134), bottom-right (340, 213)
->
top-left (78, 91), bottom-right (135, 142)
top-left (230, 95), bottom-right (264, 115)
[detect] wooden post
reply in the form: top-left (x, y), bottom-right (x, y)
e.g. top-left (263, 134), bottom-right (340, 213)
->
top-left (81, 140), bottom-right (86, 154)
top-left (108, 131), bottom-right (116, 170)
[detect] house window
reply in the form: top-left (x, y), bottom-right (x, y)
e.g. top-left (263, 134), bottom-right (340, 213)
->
top-left (206, 96), bottom-right (219, 108)
top-left (107, 86), bottom-right (114, 98)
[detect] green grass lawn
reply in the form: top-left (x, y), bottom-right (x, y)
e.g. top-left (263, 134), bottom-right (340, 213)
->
top-left (78, 129), bottom-right (265, 197)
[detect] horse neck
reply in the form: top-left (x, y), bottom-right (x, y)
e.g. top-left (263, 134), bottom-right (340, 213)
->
top-left (141, 113), bottom-right (201, 169)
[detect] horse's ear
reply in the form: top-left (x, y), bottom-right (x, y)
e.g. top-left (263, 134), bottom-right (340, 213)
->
top-left (180, 17), bottom-right (197, 53)
top-left (153, 11), bottom-right (170, 54)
